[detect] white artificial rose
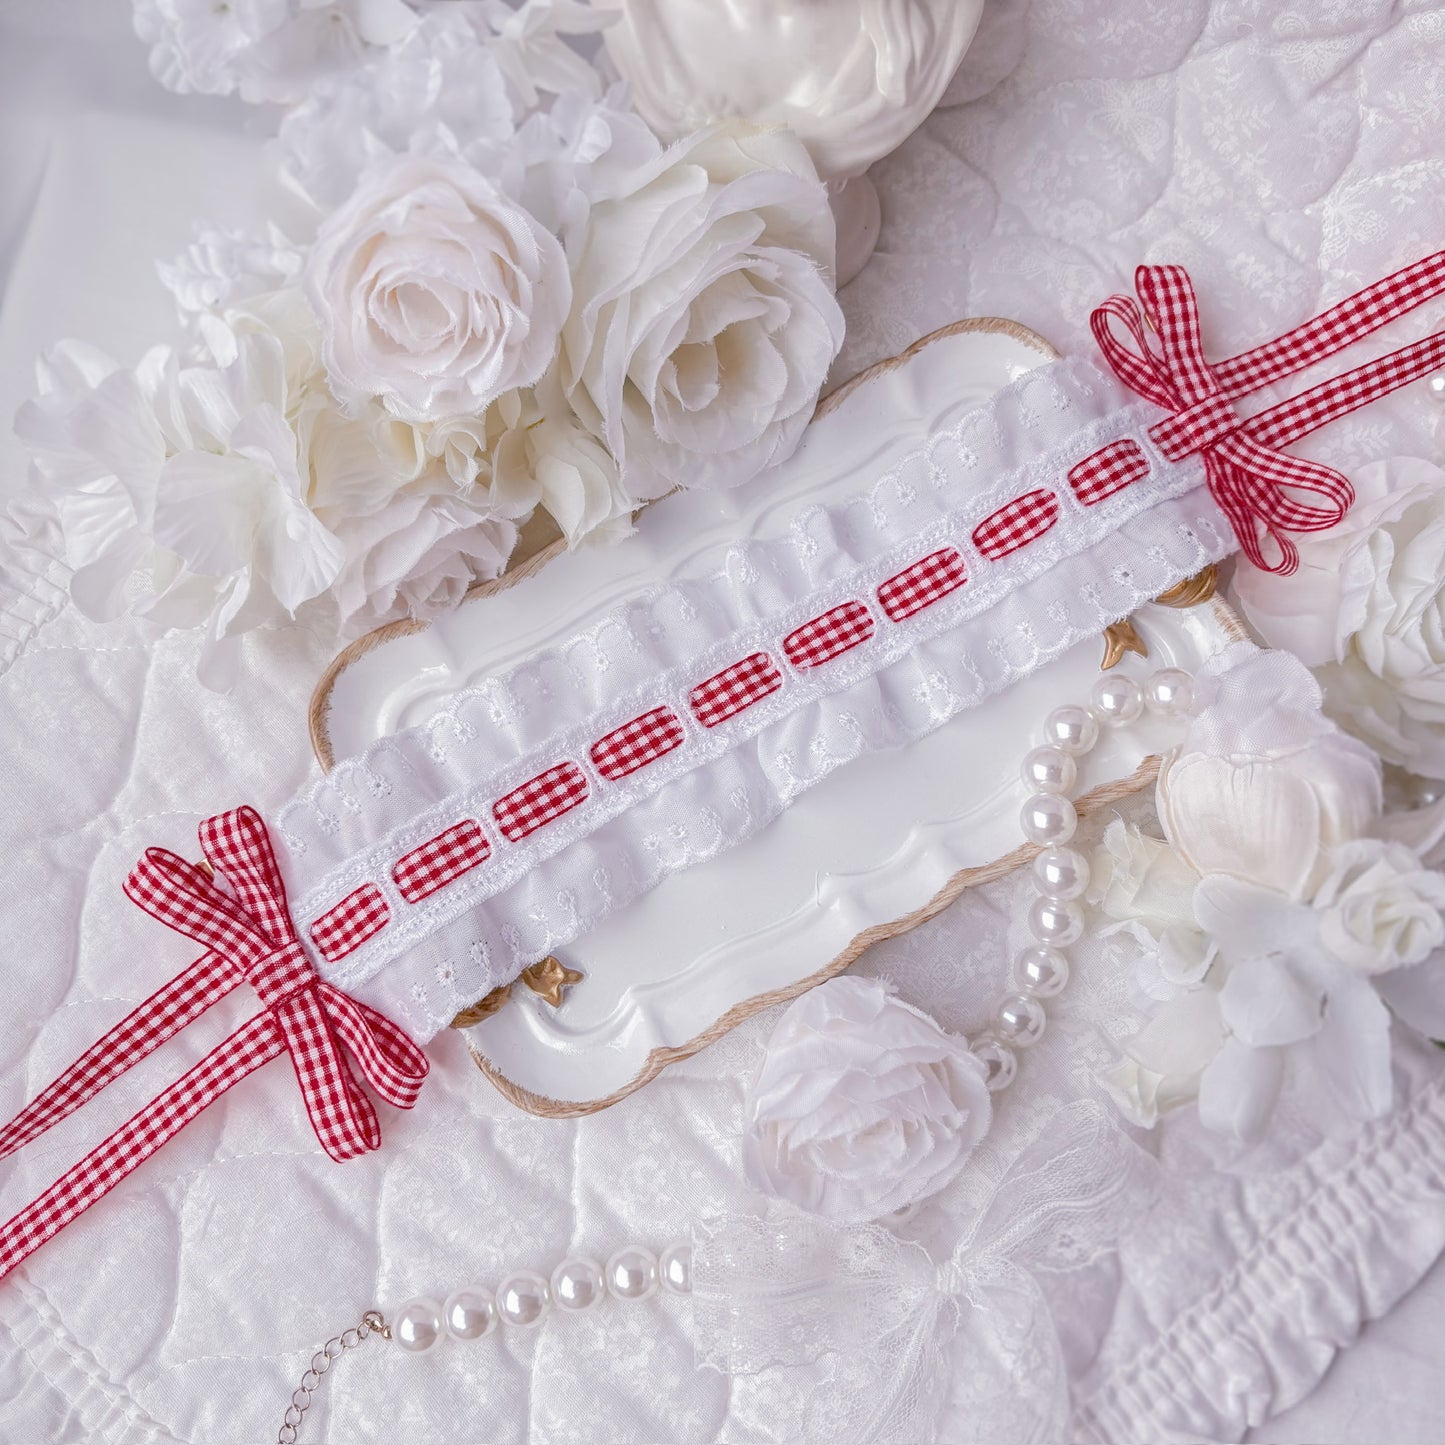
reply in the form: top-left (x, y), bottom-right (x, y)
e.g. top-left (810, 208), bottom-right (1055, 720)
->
top-left (1232, 458), bottom-right (1445, 779)
top-left (556, 120), bottom-right (845, 500)
top-left (306, 156), bottom-right (571, 423)
top-left (1314, 838), bottom-right (1445, 975)
top-left (1157, 651), bottom-right (1381, 900)
top-left (742, 976), bottom-right (991, 1224)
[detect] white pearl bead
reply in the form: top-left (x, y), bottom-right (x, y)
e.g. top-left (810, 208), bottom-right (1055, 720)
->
top-left (551, 1257), bottom-right (605, 1311)
top-left (659, 1242), bottom-right (693, 1295)
top-left (994, 993), bottom-right (1048, 1048)
top-left (1410, 776), bottom-right (1445, 809)
top-left (1013, 945), bottom-right (1070, 998)
top-left (973, 1037), bottom-right (1017, 1091)
top-left (1144, 667), bottom-right (1194, 717)
top-left (1020, 792), bottom-right (1077, 846)
top-left (496, 1272), bottom-right (551, 1328)
top-left (1042, 704), bottom-right (1099, 757)
top-left (1089, 673), bottom-right (1144, 725)
top-left (1021, 744), bottom-right (1077, 795)
top-left (1028, 896), bottom-right (1085, 946)
top-left (443, 1288), bottom-right (498, 1341)
top-left (605, 1246), bottom-right (660, 1301)
top-left (1428, 372), bottom-right (1445, 402)
top-left (393, 1297), bottom-right (445, 1353)
top-left (1032, 845), bottom-right (1090, 900)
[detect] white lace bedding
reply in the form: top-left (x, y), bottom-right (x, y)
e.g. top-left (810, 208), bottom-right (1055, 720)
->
top-left (3, 2), bottom-right (1445, 1443)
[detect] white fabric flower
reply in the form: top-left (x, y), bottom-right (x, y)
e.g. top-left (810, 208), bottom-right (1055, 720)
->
top-left (556, 120), bottom-right (845, 499)
top-left (1102, 651), bottom-right (1438, 1142)
top-left (18, 289), bottom-right (518, 688)
top-left (277, 5), bottom-right (615, 215)
top-left (742, 976), bottom-right (991, 1224)
top-left (492, 415), bottom-right (641, 546)
top-left (1101, 989), bottom-right (1225, 1129)
top-left (134, 0), bottom-right (418, 106)
top-left (158, 223), bottom-right (305, 319)
top-left (1194, 874), bottom-right (1394, 1141)
top-left (1232, 457), bottom-right (1445, 779)
top-left (305, 155), bottom-right (571, 423)
top-left (1314, 838), bottom-right (1445, 976)
top-left (426, 395), bottom-right (642, 546)
top-left (1157, 650), bottom-right (1381, 900)
top-left (17, 328), bottom-right (344, 688)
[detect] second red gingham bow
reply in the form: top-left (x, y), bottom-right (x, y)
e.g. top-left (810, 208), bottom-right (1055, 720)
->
top-left (1091, 255), bottom-right (1445, 573)
top-left (0, 807), bottom-right (428, 1280)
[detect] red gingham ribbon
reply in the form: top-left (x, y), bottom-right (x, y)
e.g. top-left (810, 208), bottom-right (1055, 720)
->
top-left (1091, 256), bottom-right (1445, 572)
top-left (0, 807), bottom-right (427, 1281)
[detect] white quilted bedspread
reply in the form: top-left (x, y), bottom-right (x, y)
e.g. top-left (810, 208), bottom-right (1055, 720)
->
top-left (3, 2), bottom-right (1445, 1442)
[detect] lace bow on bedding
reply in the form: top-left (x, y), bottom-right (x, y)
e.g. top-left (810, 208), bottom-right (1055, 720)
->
top-left (692, 1102), bottom-right (1159, 1445)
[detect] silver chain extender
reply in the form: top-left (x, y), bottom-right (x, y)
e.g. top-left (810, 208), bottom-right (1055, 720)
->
top-left (277, 1309), bottom-right (390, 1444)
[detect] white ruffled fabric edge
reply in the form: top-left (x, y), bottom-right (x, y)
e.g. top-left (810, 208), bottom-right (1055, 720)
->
top-left (1074, 1055), bottom-right (1445, 1444)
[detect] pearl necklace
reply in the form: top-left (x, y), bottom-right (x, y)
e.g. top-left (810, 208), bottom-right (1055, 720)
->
top-left (277, 1242), bottom-right (693, 1441)
top-left (971, 665), bottom-right (1195, 1092)
top-left (275, 664), bottom-right (1196, 1442)
top-left (393, 1240), bottom-right (694, 1351)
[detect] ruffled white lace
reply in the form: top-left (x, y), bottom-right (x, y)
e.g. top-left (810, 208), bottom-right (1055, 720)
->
top-left (274, 355), bottom-right (1233, 1039)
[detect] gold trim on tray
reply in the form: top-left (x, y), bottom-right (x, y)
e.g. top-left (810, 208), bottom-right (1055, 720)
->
top-left (1100, 618), bottom-right (1148, 669)
top-left (1155, 564), bottom-right (1219, 608)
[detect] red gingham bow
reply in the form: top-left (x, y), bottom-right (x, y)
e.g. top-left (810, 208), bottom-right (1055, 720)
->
top-left (1091, 257), bottom-right (1445, 573)
top-left (0, 807), bottom-right (427, 1281)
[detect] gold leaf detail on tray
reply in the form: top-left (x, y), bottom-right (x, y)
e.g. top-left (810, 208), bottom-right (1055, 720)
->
top-left (520, 957), bottom-right (584, 1008)
top-left (450, 984), bottom-right (513, 1029)
top-left (1101, 618), bottom-right (1148, 670)
top-left (1154, 565), bottom-right (1219, 609)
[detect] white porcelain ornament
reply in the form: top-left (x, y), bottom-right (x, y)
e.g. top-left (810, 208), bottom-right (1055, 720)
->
top-left (593, 0), bottom-right (985, 283)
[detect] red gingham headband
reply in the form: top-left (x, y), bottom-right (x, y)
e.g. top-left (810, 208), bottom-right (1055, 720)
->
top-left (4, 253), bottom-right (1445, 1282)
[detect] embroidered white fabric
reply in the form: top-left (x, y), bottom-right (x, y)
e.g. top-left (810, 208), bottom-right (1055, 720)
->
top-left (3, 4), bottom-right (1445, 1445)
top-left (279, 357), bottom-right (1231, 1040)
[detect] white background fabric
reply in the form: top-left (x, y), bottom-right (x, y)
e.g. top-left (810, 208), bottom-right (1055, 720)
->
top-left (3, 2), bottom-right (1445, 1442)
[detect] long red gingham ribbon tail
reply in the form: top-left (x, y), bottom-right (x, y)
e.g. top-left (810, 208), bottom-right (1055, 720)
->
top-left (0, 953), bottom-right (242, 1161)
top-left (1092, 253), bottom-right (1445, 574)
top-left (0, 805), bottom-right (429, 1281)
top-left (0, 1013), bottom-right (281, 1281)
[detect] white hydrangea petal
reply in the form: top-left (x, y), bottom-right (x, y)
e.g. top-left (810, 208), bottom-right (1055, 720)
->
top-left (1197, 1038), bottom-right (1285, 1144)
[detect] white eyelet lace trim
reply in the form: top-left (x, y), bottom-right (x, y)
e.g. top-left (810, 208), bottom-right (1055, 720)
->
top-left (276, 357), bottom-right (1233, 1038)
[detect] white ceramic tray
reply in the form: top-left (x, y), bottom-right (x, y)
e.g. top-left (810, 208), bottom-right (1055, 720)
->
top-left (312, 320), bottom-right (1242, 1114)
